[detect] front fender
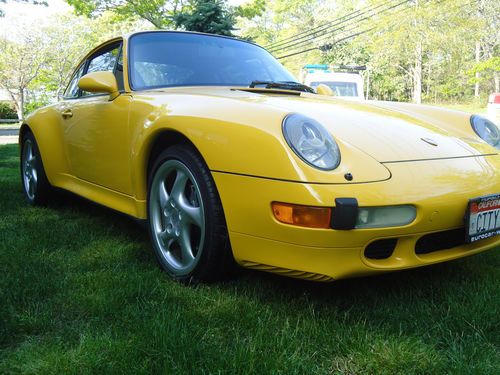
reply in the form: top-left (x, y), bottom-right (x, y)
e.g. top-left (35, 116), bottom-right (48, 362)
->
top-left (129, 93), bottom-right (390, 201)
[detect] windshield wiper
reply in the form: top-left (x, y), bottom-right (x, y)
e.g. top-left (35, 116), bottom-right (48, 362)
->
top-left (249, 80), bottom-right (315, 93)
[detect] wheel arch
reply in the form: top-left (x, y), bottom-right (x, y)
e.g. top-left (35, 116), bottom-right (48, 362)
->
top-left (135, 128), bottom-right (206, 202)
top-left (18, 123), bottom-right (32, 146)
top-left (18, 107), bottom-right (71, 187)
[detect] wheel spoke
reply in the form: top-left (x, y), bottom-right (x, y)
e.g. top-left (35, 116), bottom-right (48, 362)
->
top-left (178, 226), bottom-right (195, 262)
top-left (31, 167), bottom-right (37, 184)
top-left (159, 180), bottom-right (169, 208)
top-left (26, 143), bottom-right (33, 160)
top-left (170, 170), bottom-right (188, 206)
top-left (179, 200), bottom-right (203, 227)
top-left (28, 176), bottom-right (35, 197)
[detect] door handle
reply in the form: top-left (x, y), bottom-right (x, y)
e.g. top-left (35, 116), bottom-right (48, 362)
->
top-left (61, 109), bottom-right (73, 119)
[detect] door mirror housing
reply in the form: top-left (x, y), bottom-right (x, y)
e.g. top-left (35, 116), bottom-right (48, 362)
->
top-left (78, 71), bottom-right (119, 99)
top-left (315, 84), bottom-right (334, 96)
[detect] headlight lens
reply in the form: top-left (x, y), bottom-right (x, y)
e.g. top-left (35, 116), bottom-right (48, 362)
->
top-left (282, 113), bottom-right (340, 170)
top-left (470, 115), bottom-right (500, 149)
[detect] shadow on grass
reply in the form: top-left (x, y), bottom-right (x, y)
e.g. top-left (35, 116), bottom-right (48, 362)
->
top-left (46, 183), bottom-right (498, 327)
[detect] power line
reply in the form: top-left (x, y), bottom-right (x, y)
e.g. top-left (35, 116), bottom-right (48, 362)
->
top-left (265, 0), bottom-right (402, 52)
top-left (265, 9), bottom-right (364, 50)
top-left (271, 0), bottom-right (411, 56)
top-left (276, 0), bottom-right (475, 60)
top-left (277, 28), bottom-right (375, 59)
top-left (264, 8), bottom-right (364, 49)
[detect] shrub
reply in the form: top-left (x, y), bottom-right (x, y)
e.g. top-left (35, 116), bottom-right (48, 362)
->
top-left (0, 102), bottom-right (18, 119)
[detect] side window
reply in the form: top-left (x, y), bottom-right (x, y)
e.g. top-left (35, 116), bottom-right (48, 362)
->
top-left (115, 47), bottom-right (124, 91)
top-left (82, 44), bottom-right (121, 96)
top-left (64, 64), bottom-right (85, 99)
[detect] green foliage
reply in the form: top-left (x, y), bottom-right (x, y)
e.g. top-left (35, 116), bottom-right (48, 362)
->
top-left (469, 55), bottom-right (500, 88)
top-left (173, 0), bottom-right (235, 36)
top-left (234, 0), bottom-right (266, 19)
top-left (0, 102), bottom-right (17, 119)
top-left (23, 99), bottom-right (50, 116)
top-left (66, 0), bottom-right (174, 28)
top-left (65, 0), bottom-right (260, 35)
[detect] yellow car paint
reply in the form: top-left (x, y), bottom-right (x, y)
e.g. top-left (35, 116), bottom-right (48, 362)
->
top-left (21, 32), bottom-right (500, 281)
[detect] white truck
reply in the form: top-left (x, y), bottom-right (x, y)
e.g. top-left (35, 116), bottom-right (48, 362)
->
top-left (300, 64), bottom-right (365, 100)
top-left (487, 93), bottom-right (500, 125)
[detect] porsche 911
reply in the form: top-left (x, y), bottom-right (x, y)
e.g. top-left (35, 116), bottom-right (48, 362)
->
top-left (20, 31), bottom-right (500, 282)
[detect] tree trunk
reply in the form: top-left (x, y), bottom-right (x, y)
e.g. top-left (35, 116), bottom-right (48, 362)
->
top-left (16, 88), bottom-right (24, 120)
top-left (494, 71), bottom-right (499, 93)
top-left (413, 40), bottom-right (422, 104)
top-left (474, 41), bottom-right (480, 98)
top-left (412, 0), bottom-right (422, 104)
top-left (365, 68), bottom-right (370, 100)
top-left (6, 88), bottom-right (23, 120)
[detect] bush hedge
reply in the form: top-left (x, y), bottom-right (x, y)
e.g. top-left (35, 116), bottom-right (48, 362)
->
top-left (0, 102), bottom-right (18, 119)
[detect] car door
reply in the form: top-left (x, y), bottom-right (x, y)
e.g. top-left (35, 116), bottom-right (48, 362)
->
top-left (60, 42), bottom-right (133, 196)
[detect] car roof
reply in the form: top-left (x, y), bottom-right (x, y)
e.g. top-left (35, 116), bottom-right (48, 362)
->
top-left (123, 30), bottom-right (259, 48)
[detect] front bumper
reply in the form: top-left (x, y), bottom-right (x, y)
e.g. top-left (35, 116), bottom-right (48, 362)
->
top-left (213, 154), bottom-right (500, 281)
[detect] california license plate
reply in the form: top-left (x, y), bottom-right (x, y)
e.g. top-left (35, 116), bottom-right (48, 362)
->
top-left (466, 194), bottom-right (500, 243)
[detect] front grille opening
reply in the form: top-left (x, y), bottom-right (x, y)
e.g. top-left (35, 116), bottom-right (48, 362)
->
top-left (364, 238), bottom-right (398, 259)
top-left (415, 228), bottom-right (466, 255)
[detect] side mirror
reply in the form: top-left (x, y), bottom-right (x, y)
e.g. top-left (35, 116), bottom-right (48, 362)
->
top-left (78, 71), bottom-right (119, 99)
top-left (316, 84), bottom-right (334, 96)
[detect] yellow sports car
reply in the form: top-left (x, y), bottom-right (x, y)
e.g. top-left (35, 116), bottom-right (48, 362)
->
top-left (20, 31), bottom-right (500, 282)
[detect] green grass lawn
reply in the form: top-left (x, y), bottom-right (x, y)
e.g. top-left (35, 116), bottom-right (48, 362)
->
top-left (1, 143), bottom-right (499, 374)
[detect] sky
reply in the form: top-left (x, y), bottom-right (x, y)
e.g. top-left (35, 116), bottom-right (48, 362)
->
top-left (0, 0), bottom-right (71, 38)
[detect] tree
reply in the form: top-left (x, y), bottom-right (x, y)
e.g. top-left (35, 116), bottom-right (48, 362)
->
top-left (470, 0), bottom-right (500, 98)
top-left (238, 0), bottom-right (499, 104)
top-left (173, 0), bottom-right (234, 36)
top-left (0, 33), bottom-right (48, 119)
top-left (65, 0), bottom-right (180, 28)
top-left (0, 11), bottom-right (148, 117)
top-left (65, 0), bottom-right (262, 35)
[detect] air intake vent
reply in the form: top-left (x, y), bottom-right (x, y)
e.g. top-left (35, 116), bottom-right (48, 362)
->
top-left (241, 261), bottom-right (334, 282)
top-left (415, 228), bottom-right (466, 255)
top-left (364, 239), bottom-right (398, 259)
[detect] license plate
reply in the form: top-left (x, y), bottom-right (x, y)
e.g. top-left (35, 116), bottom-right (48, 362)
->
top-left (466, 194), bottom-right (500, 243)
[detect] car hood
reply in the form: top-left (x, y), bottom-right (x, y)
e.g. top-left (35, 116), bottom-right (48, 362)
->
top-left (142, 86), bottom-right (494, 163)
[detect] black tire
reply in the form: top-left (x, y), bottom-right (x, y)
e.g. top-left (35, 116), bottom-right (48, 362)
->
top-left (147, 144), bottom-right (235, 283)
top-left (20, 131), bottom-right (51, 205)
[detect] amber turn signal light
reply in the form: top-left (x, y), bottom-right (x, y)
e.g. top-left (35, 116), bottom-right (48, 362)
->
top-left (272, 202), bottom-right (332, 229)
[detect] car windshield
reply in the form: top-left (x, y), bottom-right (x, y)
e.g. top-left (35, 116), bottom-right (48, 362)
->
top-left (310, 81), bottom-right (358, 97)
top-left (128, 32), bottom-right (297, 90)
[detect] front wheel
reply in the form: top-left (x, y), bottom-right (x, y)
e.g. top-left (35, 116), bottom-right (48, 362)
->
top-left (147, 145), bottom-right (234, 283)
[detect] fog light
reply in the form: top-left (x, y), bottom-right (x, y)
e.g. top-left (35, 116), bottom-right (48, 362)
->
top-left (356, 205), bottom-right (416, 228)
top-left (272, 202), bottom-right (332, 228)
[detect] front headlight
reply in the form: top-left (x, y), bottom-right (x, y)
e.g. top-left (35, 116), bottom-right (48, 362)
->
top-left (282, 113), bottom-right (341, 170)
top-left (471, 115), bottom-right (500, 149)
